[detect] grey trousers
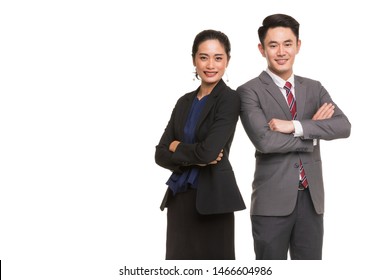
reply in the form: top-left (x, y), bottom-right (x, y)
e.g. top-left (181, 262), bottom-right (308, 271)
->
top-left (251, 188), bottom-right (323, 260)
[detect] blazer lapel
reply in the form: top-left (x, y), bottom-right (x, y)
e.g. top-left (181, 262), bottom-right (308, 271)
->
top-left (195, 80), bottom-right (224, 130)
top-left (294, 76), bottom-right (307, 121)
top-left (177, 90), bottom-right (197, 140)
top-left (260, 72), bottom-right (292, 120)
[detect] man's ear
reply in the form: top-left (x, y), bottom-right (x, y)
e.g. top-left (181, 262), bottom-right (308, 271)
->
top-left (296, 39), bottom-right (301, 54)
top-left (258, 43), bottom-right (266, 57)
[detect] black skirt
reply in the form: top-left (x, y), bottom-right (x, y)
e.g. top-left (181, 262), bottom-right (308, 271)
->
top-left (166, 188), bottom-right (235, 260)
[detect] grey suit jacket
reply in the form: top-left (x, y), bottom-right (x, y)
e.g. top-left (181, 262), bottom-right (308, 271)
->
top-left (238, 71), bottom-right (351, 216)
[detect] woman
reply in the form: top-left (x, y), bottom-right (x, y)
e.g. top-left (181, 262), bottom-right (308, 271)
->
top-left (155, 29), bottom-right (245, 260)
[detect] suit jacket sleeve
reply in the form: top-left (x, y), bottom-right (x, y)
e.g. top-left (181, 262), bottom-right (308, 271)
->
top-left (238, 82), bottom-right (314, 154)
top-left (172, 89), bottom-right (240, 165)
top-left (155, 100), bottom-right (184, 173)
top-left (300, 82), bottom-right (351, 140)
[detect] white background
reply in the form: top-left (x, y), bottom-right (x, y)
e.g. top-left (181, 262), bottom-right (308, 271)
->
top-left (1, 0), bottom-right (389, 279)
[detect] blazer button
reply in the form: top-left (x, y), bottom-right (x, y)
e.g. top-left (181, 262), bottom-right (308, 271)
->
top-left (294, 163), bottom-right (300, 168)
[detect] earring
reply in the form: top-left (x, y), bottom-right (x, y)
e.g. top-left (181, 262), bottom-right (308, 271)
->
top-left (193, 67), bottom-right (197, 81)
top-left (225, 71), bottom-right (229, 83)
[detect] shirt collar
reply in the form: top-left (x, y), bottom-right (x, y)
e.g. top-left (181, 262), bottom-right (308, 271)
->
top-left (265, 68), bottom-right (295, 89)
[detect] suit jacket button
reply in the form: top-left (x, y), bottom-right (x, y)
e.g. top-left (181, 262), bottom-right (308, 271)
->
top-left (294, 163), bottom-right (299, 168)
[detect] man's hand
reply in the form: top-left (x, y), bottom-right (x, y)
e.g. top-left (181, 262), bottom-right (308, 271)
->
top-left (268, 103), bottom-right (335, 135)
top-left (312, 103), bottom-right (335, 120)
top-left (268, 119), bottom-right (295, 134)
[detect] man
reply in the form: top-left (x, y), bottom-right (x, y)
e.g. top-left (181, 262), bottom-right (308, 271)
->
top-left (237, 14), bottom-right (351, 260)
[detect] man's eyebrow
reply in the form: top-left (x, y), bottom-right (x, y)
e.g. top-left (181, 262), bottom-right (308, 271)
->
top-left (268, 39), bottom-right (293, 44)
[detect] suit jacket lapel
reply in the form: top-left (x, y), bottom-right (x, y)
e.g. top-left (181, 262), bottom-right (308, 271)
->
top-left (294, 76), bottom-right (307, 121)
top-left (177, 90), bottom-right (197, 140)
top-left (260, 72), bottom-right (292, 120)
top-left (176, 81), bottom-right (221, 140)
top-left (195, 80), bottom-right (224, 130)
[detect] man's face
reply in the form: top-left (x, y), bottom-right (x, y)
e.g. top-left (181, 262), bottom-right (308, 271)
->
top-left (258, 27), bottom-right (301, 81)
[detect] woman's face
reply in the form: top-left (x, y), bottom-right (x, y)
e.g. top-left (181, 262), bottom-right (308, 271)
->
top-left (193, 39), bottom-right (229, 87)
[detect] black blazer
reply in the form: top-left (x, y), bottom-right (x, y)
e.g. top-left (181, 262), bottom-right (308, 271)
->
top-left (155, 80), bottom-right (246, 215)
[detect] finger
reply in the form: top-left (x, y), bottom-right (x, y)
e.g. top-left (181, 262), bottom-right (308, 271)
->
top-left (314, 103), bottom-right (333, 120)
top-left (319, 103), bottom-right (328, 109)
top-left (325, 107), bottom-right (335, 118)
top-left (319, 103), bottom-right (331, 114)
top-left (322, 104), bottom-right (334, 115)
top-left (325, 112), bottom-right (333, 119)
top-left (317, 103), bottom-right (328, 113)
top-left (313, 106), bottom-right (324, 119)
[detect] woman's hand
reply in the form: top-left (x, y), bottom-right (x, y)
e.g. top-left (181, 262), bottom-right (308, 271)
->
top-left (169, 140), bottom-right (181, 152)
top-left (202, 149), bottom-right (224, 166)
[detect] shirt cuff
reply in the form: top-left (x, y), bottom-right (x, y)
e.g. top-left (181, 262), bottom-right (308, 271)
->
top-left (292, 120), bottom-right (303, 137)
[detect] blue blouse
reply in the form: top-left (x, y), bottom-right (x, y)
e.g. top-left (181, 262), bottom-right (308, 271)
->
top-left (166, 95), bottom-right (209, 195)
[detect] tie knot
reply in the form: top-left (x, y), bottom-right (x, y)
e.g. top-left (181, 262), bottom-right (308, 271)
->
top-left (284, 81), bottom-right (292, 91)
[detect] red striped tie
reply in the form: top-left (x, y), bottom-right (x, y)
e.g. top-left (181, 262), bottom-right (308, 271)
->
top-left (284, 81), bottom-right (308, 188)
